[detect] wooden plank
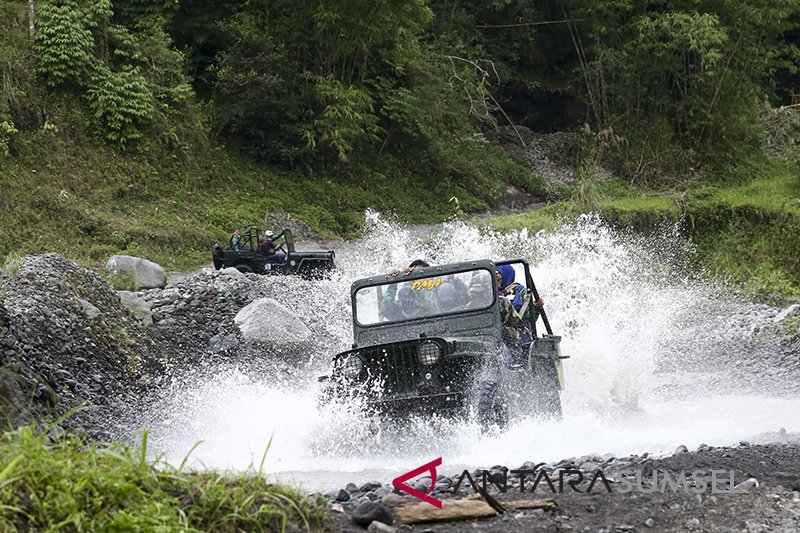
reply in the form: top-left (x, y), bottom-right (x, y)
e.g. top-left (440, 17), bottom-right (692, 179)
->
top-left (505, 498), bottom-right (557, 511)
top-left (389, 499), bottom-right (497, 524)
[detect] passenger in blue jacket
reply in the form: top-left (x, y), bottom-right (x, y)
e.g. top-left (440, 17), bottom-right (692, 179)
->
top-left (495, 264), bottom-right (545, 366)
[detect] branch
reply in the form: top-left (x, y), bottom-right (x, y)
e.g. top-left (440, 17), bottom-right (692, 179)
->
top-left (444, 55), bottom-right (526, 147)
top-left (476, 18), bottom-right (588, 29)
top-left (28, 0), bottom-right (34, 41)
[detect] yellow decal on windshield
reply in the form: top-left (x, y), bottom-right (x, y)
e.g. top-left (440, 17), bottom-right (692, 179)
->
top-left (412, 278), bottom-right (442, 291)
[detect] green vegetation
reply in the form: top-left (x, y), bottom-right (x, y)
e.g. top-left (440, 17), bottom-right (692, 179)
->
top-left (0, 0), bottom-right (798, 287)
top-left (0, 426), bottom-right (329, 532)
top-left (491, 159), bottom-right (800, 301)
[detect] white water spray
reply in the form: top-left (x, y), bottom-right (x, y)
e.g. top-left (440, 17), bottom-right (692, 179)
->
top-left (143, 212), bottom-right (800, 491)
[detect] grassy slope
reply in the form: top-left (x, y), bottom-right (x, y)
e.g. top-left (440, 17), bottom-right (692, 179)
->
top-left (0, 426), bottom-right (329, 531)
top-left (0, 136), bottom-right (503, 271)
top-left (489, 160), bottom-right (800, 301)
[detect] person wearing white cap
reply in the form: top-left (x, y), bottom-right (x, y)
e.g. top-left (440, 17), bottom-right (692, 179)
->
top-left (258, 230), bottom-right (286, 262)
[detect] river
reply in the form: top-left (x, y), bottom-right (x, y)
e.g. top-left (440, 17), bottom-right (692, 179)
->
top-left (142, 211), bottom-right (800, 492)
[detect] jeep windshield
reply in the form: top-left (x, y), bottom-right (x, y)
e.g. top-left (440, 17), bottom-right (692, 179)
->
top-left (355, 268), bottom-right (495, 326)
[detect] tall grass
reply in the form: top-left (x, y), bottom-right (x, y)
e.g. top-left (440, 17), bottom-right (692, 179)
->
top-left (0, 426), bottom-right (329, 532)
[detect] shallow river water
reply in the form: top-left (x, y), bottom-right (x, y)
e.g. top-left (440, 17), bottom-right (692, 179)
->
top-left (144, 212), bottom-right (800, 491)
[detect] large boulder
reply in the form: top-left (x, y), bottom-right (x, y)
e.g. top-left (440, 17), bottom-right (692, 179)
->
top-left (234, 298), bottom-right (312, 345)
top-left (106, 255), bottom-right (167, 290)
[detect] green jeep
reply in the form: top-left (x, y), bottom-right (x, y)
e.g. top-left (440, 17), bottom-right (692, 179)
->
top-left (318, 259), bottom-right (565, 429)
top-left (212, 226), bottom-right (335, 278)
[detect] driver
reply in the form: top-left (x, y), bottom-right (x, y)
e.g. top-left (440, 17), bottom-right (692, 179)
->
top-left (258, 230), bottom-right (286, 263)
top-left (380, 284), bottom-right (439, 321)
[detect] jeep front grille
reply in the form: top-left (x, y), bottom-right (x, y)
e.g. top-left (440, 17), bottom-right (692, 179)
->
top-left (363, 343), bottom-right (420, 393)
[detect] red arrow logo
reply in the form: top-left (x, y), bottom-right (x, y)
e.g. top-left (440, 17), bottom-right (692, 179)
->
top-left (392, 457), bottom-right (443, 508)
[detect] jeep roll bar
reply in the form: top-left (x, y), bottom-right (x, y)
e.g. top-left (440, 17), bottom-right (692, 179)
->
top-left (494, 258), bottom-right (553, 336)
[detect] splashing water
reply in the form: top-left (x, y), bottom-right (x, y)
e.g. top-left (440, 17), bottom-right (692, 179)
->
top-left (143, 211), bottom-right (800, 491)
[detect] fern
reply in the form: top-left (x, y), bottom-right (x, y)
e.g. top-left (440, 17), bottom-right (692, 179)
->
top-left (86, 65), bottom-right (153, 146)
top-left (34, 0), bottom-right (96, 86)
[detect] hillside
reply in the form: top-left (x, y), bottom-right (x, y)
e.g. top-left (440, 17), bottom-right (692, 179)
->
top-left (1, 0), bottom-right (799, 286)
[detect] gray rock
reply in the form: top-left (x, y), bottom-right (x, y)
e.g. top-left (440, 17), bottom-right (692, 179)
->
top-left (118, 291), bottom-right (153, 326)
top-left (208, 334), bottom-right (238, 353)
top-left (0, 368), bottom-right (33, 426)
top-left (746, 520), bottom-right (769, 533)
top-left (106, 255), bottom-right (167, 290)
top-left (78, 298), bottom-right (102, 320)
top-left (351, 501), bottom-right (393, 527)
top-left (368, 520), bottom-right (397, 533)
top-left (234, 298), bottom-right (312, 344)
top-left (733, 478), bottom-right (759, 493)
top-left (219, 267), bottom-right (243, 277)
top-left (375, 486), bottom-right (392, 498)
top-left (334, 489), bottom-right (350, 502)
top-left (360, 481), bottom-right (383, 493)
top-left (674, 445), bottom-right (689, 454)
top-left (159, 288), bottom-right (181, 302)
top-left (773, 304), bottom-right (799, 323)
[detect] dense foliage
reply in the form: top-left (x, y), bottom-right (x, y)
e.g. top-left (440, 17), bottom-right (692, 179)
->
top-left (2, 0), bottom-right (796, 177)
top-left (0, 0), bottom-right (798, 291)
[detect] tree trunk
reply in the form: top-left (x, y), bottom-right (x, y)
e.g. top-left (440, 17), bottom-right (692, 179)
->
top-left (28, 0), bottom-right (35, 40)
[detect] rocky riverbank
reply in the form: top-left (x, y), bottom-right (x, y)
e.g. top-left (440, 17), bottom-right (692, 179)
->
top-left (0, 253), bottom-right (345, 437)
top-left (329, 441), bottom-right (800, 532)
top-left (2, 252), bottom-right (800, 532)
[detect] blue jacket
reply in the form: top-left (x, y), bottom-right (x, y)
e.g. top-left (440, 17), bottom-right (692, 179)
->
top-left (496, 265), bottom-right (525, 311)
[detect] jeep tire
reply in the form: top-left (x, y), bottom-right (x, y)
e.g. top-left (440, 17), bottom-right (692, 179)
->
top-left (476, 380), bottom-right (508, 431)
top-left (233, 262), bottom-right (254, 274)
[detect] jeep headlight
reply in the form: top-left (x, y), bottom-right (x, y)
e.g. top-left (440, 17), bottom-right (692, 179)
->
top-left (417, 342), bottom-right (441, 366)
top-left (341, 354), bottom-right (363, 378)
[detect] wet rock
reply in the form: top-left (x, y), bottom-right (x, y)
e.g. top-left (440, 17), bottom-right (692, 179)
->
top-left (345, 482), bottom-right (360, 493)
top-left (360, 481), bottom-right (383, 493)
top-left (334, 489), bottom-right (350, 502)
top-left (675, 445), bottom-right (689, 454)
top-left (351, 501), bottom-right (393, 527)
top-left (106, 255), bottom-right (167, 290)
top-left (375, 486), bottom-right (392, 498)
top-left (208, 334), bottom-right (238, 353)
top-left (234, 298), bottom-right (312, 345)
